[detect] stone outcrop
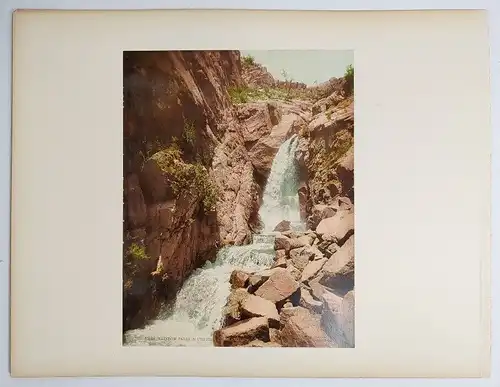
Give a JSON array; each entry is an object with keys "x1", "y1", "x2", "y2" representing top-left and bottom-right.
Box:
[
  {"x1": 123, "y1": 50, "x2": 257, "y2": 331},
  {"x1": 248, "y1": 113, "x2": 306, "y2": 179},
  {"x1": 213, "y1": 317, "x2": 270, "y2": 346},
  {"x1": 280, "y1": 306, "x2": 335, "y2": 347},
  {"x1": 215, "y1": 228, "x2": 355, "y2": 348}
]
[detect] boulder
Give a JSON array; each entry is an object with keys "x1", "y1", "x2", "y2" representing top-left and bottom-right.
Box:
[
  {"x1": 319, "y1": 234, "x2": 354, "y2": 292},
  {"x1": 311, "y1": 90, "x2": 345, "y2": 116},
  {"x1": 222, "y1": 288, "x2": 250, "y2": 326},
  {"x1": 275, "y1": 249, "x2": 287, "y2": 261},
  {"x1": 279, "y1": 307, "x2": 336, "y2": 347},
  {"x1": 274, "y1": 235, "x2": 292, "y2": 251},
  {"x1": 269, "y1": 328, "x2": 281, "y2": 344},
  {"x1": 273, "y1": 220, "x2": 291, "y2": 232},
  {"x1": 255, "y1": 269, "x2": 300, "y2": 304},
  {"x1": 321, "y1": 290, "x2": 353, "y2": 347},
  {"x1": 230, "y1": 270, "x2": 250, "y2": 289},
  {"x1": 308, "y1": 276, "x2": 326, "y2": 300},
  {"x1": 334, "y1": 196, "x2": 353, "y2": 211},
  {"x1": 308, "y1": 204, "x2": 337, "y2": 230},
  {"x1": 242, "y1": 340, "x2": 282, "y2": 347},
  {"x1": 290, "y1": 247, "x2": 315, "y2": 270},
  {"x1": 236, "y1": 102, "x2": 280, "y2": 144},
  {"x1": 274, "y1": 235, "x2": 308, "y2": 252},
  {"x1": 297, "y1": 234, "x2": 314, "y2": 246},
  {"x1": 249, "y1": 114, "x2": 305, "y2": 177},
  {"x1": 286, "y1": 264, "x2": 302, "y2": 282},
  {"x1": 341, "y1": 290, "x2": 355, "y2": 347},
  {"x1": 301, "y1": 258, "x2": 328, "y2": 283},
  {"x1": 241, "y1": 294, "x2": 280, "y2": 328},
  {"x1": 248, "y1": 267, "x2": 286, "y2": 292},
  {"x1": 214, "y1": 317, "x2": 269, "y2": 347},
  {"x1": 300, "y1": 287, "x2": 323, "y2": 314},
  {"x1": 316, "y1": 210, "x2": 354, "y2": 246},
  {"x1": 272, "y1": 256, "x2": 288, "y2": 269}
]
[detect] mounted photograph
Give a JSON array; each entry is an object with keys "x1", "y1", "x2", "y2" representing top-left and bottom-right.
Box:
[{"x1": 122, "y1": 50, "x2": 355, "y2": 348}]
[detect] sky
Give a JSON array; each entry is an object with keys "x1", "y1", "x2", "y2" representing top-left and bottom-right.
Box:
[{"x1": 241, "y1": 50, "x2": 354, "y2": 86}]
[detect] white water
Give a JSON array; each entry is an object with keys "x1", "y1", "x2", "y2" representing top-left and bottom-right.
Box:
[
  {"x1": 124, "y1": 135, "x2": 303, "y2": 346},
  {"x1": 258, "y1": 135, "x2": 303, "y2": 232}
]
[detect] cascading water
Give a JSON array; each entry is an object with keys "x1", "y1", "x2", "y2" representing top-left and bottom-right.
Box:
[
  {"x1": 258, "y1": 135, "x2": 303, "y2": 232},
  {"x1": 124, "y1": 134, "x2": 304, "y2": 346}
]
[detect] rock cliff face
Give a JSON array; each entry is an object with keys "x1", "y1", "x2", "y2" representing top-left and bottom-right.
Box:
[
  {"x1": 123, "y1": 50, "x2": 355, "y2": 341},
  {"x1": 123, "y1": 50, "x2": 257, "y2": 331},
  {"x1": 212, "y1": 59, "x2": 355, "y2": 348}
]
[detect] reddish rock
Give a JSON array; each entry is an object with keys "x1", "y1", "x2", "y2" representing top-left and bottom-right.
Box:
[
  {"x1": 316, "y1": 210, "x2": 354, "y2": 246},
  {"x1": 279, "y1": 307, "x2": 336, "y2": 347},
  {"x1": 311, "y1": 90, "x2": 345, "y2": 116},
  {"x1": 301, "y1": 258, "x2": 328, "y2": 283},
  {"x1": 286, "y1": 264, "x2": 302, "y2": 282},
  {"x1": 336, "y1": 145, "x2": 354, "y2": 199},
  {"x1": 319, "y1": 235, "x2": 354, "y2": 291},
  {"x1": 276, "y1": 234, "x2": 311, "y2": 253},
  {"x1": 248, "y1": 267, "x2": 286, "y2": 292},
  {"x1": 273, "y1": 220, "x2": 292, "y2": 232},
  {"x1": 249, "y1": 113, "x2": 305, "y2": 177},
  {"x1": 275, "y1": 249, "x2": 287, "y2": 261},
  {"x1": 222, "y1": 288, "x2": 250, "y2": 326},
  {"x1": 274, "y1": 234, "x2": 292, "y2": 251},
  {"x1": 335, "y1": 196, "x2": 353, "y2": 211},
  {"x1": 269, "y1": 328, "x2": 281, "y2": 344},
  {"x1": 255, "y1": 269, "x2": 300, "y2": 304},
  {"x1": 241, "y1": 294, "x2": 280, "y2": 328},
  {"x1": 236, "y1": 102, "x2": 280, "y2": 144},
  {"x1": 242, "y1": 61, "x2": 276, "y2": 88},
  {"x1": 308, "y1": 276, "x2": 326, "y2": 300},
  {"x1": 341, "y1": 290, "x2": 355, "y2": 347},
  {"x1": 300, "y1": 287, "x2": 323, "y2": 314},
  {"x1": 290, "y1": 246, "x2": 316, "y2": 270},
  {"x1": 125, "y1": 174, "x2": 148, "y2": 228},
  {"x1": 321, "y1": 290, "x2": 353, "y2": 347},
  {"x1": 297, "y1": 234, "x2": 314, "y2": 246},
  {"x1": 214, "y1": 317, "x2": 270, "y2": 346},
  {"x1": 242, "y1": 340, "x2": 282, "y2": 347},
  {"x1": 272, "y1": 256, "x2": 288, "y2": 269},
  {"x1": 123, "y1": 51, "x2": 243, "y2": 330},
  {"x1": 308, "y1": 204, "x2": 337, "y2": 230},
  {"x1": 230, "y1": 270, "x2": 250, "y2": 289}
]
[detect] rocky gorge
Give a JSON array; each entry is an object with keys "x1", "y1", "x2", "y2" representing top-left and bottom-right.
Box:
[{"x1": 122, "y1": 50, "x2": 354, "y2": 347}]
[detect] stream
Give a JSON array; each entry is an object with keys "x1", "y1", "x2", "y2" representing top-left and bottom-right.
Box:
[{"x1": 124, "y1": 135, "x2": 303, "y2": 346}]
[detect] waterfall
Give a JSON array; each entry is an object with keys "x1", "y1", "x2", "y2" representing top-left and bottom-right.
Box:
[
  {"x1": 258, "y1": 134, "x2": 303, "y2": 232},
  {"x1": 124, "y1": 135, "x2": 303, "y2": 347}
]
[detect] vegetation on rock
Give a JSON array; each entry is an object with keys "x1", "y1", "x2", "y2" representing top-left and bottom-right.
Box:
[{"x1": 150, "y1": 144, "x2": 220, "y2": 213}]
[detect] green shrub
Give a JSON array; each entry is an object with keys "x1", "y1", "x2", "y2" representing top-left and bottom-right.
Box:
[
  {"x1": 344, "y1": 64, "x2": 354, "y2": 93},
  {"x1": 127, "y1": 243, "x2": 149, "y2": 260},
  {"x1": 150, "y1": 147, "x2": 219, "y2": 214},
  {"x1": 242, "y1": 54, "x2": 256, "y2": 67},
  {"x1": 228, "y1": 85, "x2": 251, "y2": 103},
  {"x1": 183, "y1": 120, "x2": 196, "y2": 146},
  {"x1": 227, "y1": 84, "x2": 307, "y2": 104}
]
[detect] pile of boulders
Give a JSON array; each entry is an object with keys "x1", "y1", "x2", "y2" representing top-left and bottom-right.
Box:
[{"x1": 213, "y1": 198, "x2": 355, "y2": 347}]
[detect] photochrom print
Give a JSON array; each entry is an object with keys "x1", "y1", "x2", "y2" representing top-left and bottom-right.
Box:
[{"x1": 122, "y1": 50, "x2": 355, "y2": 348}]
